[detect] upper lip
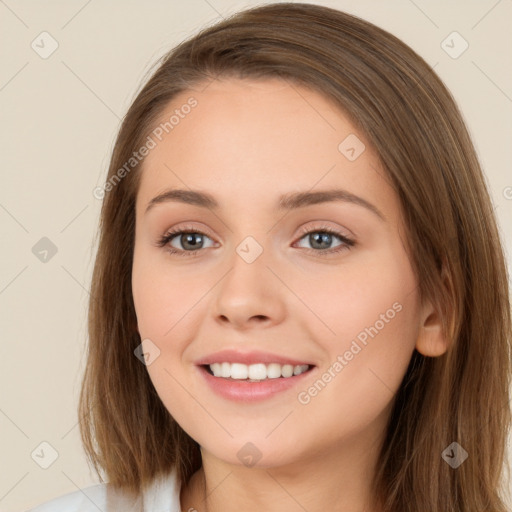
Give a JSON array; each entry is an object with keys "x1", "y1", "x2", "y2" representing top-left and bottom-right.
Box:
[{"x1": 195, "y1": 349, "x2": 314, "y2": 367}]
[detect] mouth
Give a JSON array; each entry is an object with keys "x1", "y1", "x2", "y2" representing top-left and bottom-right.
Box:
[
  {"x1": 194, "y1": 350, "x2": 317, "y2": 401},
  {"x1": 197, "y1": 362, "x2": 316, "y2": 404},
  {"x1": 201, "y1": 362, "x2": 314, "y2": 382}
]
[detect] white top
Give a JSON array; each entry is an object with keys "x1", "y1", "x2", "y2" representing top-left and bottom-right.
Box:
[{"x1": 26, "y1": 467, "x2": 181, "y2": 512}]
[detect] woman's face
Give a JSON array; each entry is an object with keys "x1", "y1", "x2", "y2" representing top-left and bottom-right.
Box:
[{"x1": 132, "y1": 77, "x2": 436, "y2": 470}]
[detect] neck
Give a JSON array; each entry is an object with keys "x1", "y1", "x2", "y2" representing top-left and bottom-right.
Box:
[{"x1": 180, "y1": 424, "x2": 386, "y2": 512}]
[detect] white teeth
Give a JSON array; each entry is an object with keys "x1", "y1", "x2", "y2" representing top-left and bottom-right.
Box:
[
  {"x1": 220, "y1": 362, "x2": 231, "y2": 378},
  {"x1": 248, "y1": 363, "x2": 267, "y2": 380},
  {"x1": 267, "y1": 363, "x2": 282, "y2": 379},
  {"x1": 281, "y1": 364, "x2": 293, "y2": 378},
  {"x1": 293, "y1": 365, "x2": 305, "y2": 375},
  {"x1": 231, "y1": 363, "x2": 248, "y2": 379},
  {"x1": 210, "y1": 363, "x2": 222, "y2": 376},
  {"x1": 208, "y1": 362, "x2": 310, "y2": 380}
]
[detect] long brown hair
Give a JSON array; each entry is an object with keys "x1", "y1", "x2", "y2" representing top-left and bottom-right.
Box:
[{"x1": 79, "y1": 3, "x2": 512, "y2": 510}]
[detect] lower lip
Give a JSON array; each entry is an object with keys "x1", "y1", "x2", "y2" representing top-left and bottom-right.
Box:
[{"x1": 197, "y1": 365, "x2": 315, "y2": 402}]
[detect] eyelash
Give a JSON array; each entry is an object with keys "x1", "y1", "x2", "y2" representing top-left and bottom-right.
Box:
[{"x1": 156, "y1": 223, "x2": 355, "y2": 258}]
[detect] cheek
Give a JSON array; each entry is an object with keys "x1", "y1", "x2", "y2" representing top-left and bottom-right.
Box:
[
  {"x1": 301, "y1": 242, "x2": 420, "y2": 392},
  {"x1": 131, "y1": 248, "x2": 204, "y2": 423},
  {"x1": 295, "y1": 299, "x2": 419, "y2": 445},
  {"x1": 132, "y1": 244, "x2": 206, "y2": 339},
  {"x1": 297, "y1": 239, "x2": 419, "y2": 347}
]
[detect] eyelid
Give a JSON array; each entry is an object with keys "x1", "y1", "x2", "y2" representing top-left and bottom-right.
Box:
[
  {"x1": 160, "y1": 220, "x2": 352, "y2": 240},
  {"x1": 162, "y1": 222, "x2": 216, "y2": 239},
  {"x1": 295, "y1": 221, "x2": 353, "y2": 240}
]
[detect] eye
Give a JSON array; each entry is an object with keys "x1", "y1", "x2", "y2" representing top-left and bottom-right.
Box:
[
  {"x1": 156, "y1": 224, "x2": 215, "y2": 257},
  {"x1": 156, "y1": 223, "x2": 355, "y2": 257},
  {"x1": 294, "y1": 224, "x2": 355, "y2": 257}
]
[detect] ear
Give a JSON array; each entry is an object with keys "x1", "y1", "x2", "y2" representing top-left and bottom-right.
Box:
[
  {"x1": 415, "y1": 296, "x2": 449, "y2": 357},
  {"x1": 132, "y1": 315, "x2": 140, "y2": 336}
]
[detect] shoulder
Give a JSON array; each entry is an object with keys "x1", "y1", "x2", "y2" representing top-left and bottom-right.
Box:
[
  {"x1": 27, "y1": 468, "x2": 182, "y2": 512},
  {"x1": 26, "y1": 481, "x2": 107, "y2": 512}
]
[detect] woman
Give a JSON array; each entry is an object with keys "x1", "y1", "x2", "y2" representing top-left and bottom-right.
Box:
[{"x1": 29, "y1": 3, "x2": 512, "y2": 511}]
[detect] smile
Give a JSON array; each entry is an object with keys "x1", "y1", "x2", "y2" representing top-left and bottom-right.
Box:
[
  {"x1": 198, "y1": 363, "x2": 315, "y2": 402},
  {"x1": 206, "y1": 362, "x2": 311, "y2": 381}
]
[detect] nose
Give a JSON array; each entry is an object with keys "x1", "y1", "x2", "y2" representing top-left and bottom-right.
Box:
[{"x1": 211, "y1": 249, "x2": 286, "y2": 331}]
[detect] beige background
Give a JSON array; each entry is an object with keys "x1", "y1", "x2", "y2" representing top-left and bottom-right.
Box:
[{"x1": 1, "y1": 1, "x2": 511, "y2": 511}]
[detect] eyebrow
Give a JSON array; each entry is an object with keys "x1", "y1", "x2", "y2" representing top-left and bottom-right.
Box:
[{"x1": 144, "y1": 188, "x2": 385, "y2": 221}]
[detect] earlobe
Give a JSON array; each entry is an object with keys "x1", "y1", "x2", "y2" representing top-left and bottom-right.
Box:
[
  {"x1": 415, "y1": 301, "x2": 449, "y2": 357},
  {"x1": 416, "y1": 259, "x2": 456, "y2": 357},
  {"x1": 132, "y1": 316, "x2": 140, "y2": 336}
]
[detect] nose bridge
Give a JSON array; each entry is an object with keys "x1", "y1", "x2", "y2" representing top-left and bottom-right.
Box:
[
  {"x1": 211, "y1": 228, "x2": 284, "y2": 327},
  {"x1": 222, "y1": 206, "x2": 275, "y2": 268},
  {"x1": 226, "y1": 231, "x2": 273, "y2": 294}
]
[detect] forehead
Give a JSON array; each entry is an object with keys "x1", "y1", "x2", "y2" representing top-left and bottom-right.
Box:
[{"x1": 136, "y1": 77, "x2": 395, "y2": 218}]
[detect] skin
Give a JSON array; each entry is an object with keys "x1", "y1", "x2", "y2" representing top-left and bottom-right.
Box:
[{"x1": 131, "y1": 78, "x2": 448, "y2": 512}]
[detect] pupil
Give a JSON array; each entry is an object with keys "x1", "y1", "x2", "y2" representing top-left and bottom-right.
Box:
[
  {"x1": 310, "y1": 232, "x2": 331, "y2": 249},
  {"x1": 183, "y1": 233, "x2": 203, "y2": 250}
]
